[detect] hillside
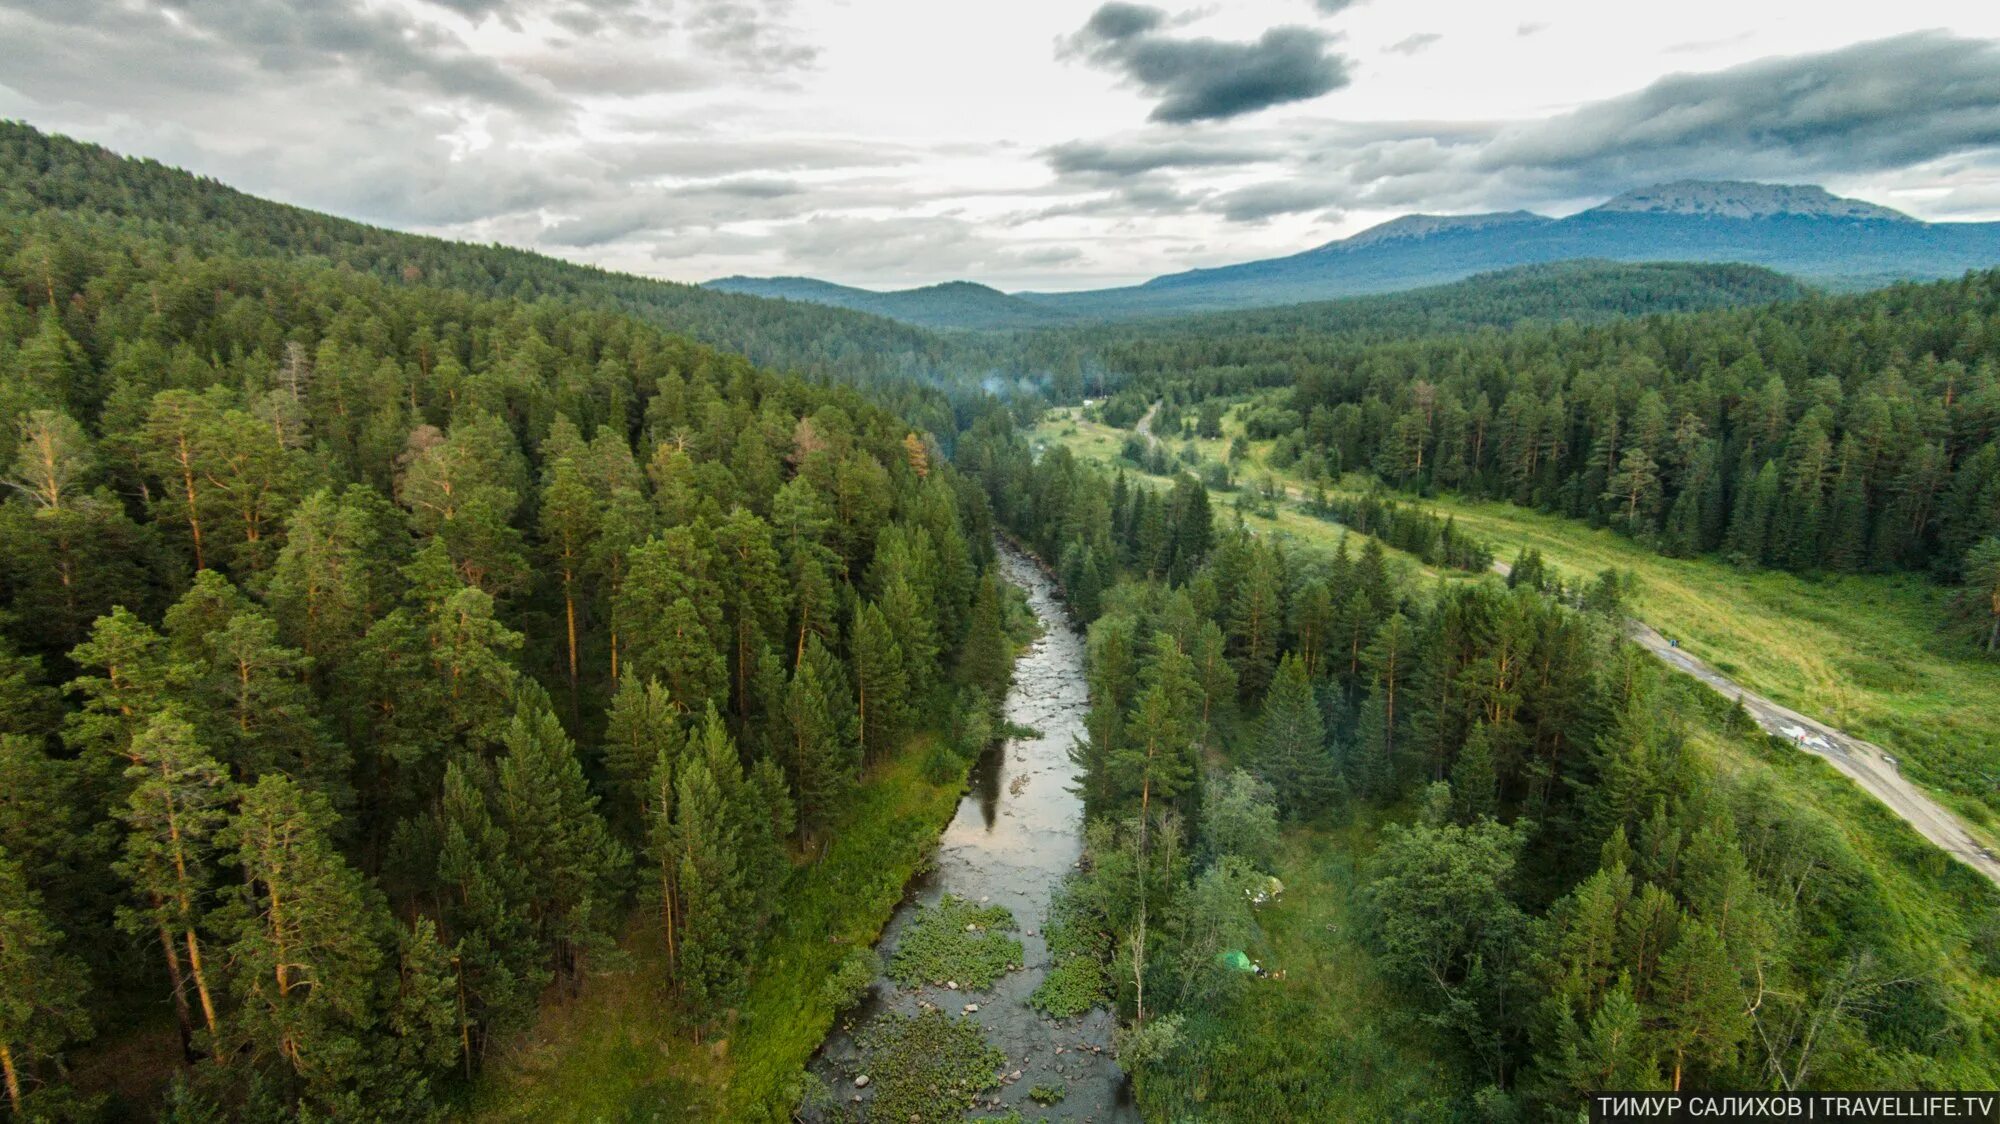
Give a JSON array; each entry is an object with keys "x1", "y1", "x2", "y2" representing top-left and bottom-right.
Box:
[
  {"x1": 1059, "y1": 260, "x2": 1811, "y2": 346},
  {"x1": 0, "y1": 121, "x2": 970, "y2": 394},
  {"x1": 704, "y1": 276, "x2": 1077, "y2": 331}
]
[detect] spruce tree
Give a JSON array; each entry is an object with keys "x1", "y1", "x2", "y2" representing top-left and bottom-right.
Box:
[
  {"x1": 494, "y1": 702, "x2": 630, "y2": 990},
  {"x1": 850, "y1": 599, "x2": 910, "y2": 764},
  {"x1": 1257, "y1": 653, "x2": 1333, "y2": 819},
  {"x1": 783, "y1": 636, "x2": 858, "y2": 839}
]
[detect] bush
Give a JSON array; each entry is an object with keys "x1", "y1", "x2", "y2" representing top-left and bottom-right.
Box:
[{"x1": 821, "y1": 947, "x2": 880, "y2": 1012}]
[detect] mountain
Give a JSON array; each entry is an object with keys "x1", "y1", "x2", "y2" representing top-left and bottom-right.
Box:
[
  {"x1": 1013, "y1": 180, "x2": 2000, "y2": 317},
  {"x1": 704, "y1": 275, "x2": 1076, "y2": 331}
]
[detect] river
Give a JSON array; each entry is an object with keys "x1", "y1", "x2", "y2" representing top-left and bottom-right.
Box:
[{"x1": 808, "y1": 541, "x2": 1139, "y2": 1121}]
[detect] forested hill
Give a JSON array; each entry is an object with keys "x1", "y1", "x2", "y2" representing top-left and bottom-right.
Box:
[
  {"x1": 0, "y1": 121, "x2": 967, "y2": 391},
  {"x1": 0, "y1": 127, "x2": 1022, "y2": 1119},
  {"x1": 1050, "y1": 260, "x2": 1810, "y2": 349},
  {"x1": 1091, "y1": 268, "x2": 2000, "y2": 583}
]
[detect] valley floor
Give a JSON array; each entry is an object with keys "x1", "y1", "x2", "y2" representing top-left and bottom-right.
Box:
[{"x1": 1031, "y1": 405, "x2": 2000, "y2": 859}]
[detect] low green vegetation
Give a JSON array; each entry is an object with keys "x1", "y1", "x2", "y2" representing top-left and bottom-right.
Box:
[
  {"x1": 850, "y1": 1009, "x2": 1005, "y2": 1123},
  {"x1": 1028, "y1": 893, "x2": 1113, "y2": 1018},
  {"x1": 888, "y1": 894, "x2": 1024, "y2": 990}
]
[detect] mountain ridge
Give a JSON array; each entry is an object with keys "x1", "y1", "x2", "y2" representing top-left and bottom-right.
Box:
[{"x1": 721, "y1": 179, "x2": 2000, "y2": 323}]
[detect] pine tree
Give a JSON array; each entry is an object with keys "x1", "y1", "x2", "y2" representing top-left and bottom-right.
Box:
[
  {"x1": 1115, "y1": 633, "x2": 1202, "y2": 828},
  {"x1": 433, "y1": 757, "x2": 544, "y2": 1058},
  {"x1": 616, "y1": 530, "x2": 727, "y2": 711},
  {"x1": 600, "y1": 676, "x2": 682, "y2": 839},
  {"x1": 5, "y1": 409, "x2": 93, "y2": 512},
  {"x1": 880, "y1": 573, "x2": 940, "y2": 702},
  {"x1": 1186, "y1": 618, "x2": 1236, "y2": 743},
  {"x1": 667, "y1": 751, "x2": 740, "y2": 1016},
  {"x1": 713, "y1": 507, "x2": 786, "y2": 722},
  {"x1": 0, "y1": 847, "x2": 93, "y2": 1117},
  {"x1": 1954, "y1": 536, "x2": 2000, "y2": 653},
  {"x1": 538, "y1": 456, "x2": 600, "y2": 700},
  {"x1": 1228, "y1": 545, "x2": 1283, "y2": 700},
  {"x1": 217, "y1": 775, "x2": 385, "y2": 1095},
  {"x1": 1451, "y1": 723, "x2": 1499, "y2": 822},
  {"x1": 957, "y1": 569, "x2": 1013, "y2": 698},
  {"x1": 113, "y1": 711, "x2": 230, "y2": 1056},
  {"x1": 1655, "y1": 918, "x2": 1747, "y2": 1090}
]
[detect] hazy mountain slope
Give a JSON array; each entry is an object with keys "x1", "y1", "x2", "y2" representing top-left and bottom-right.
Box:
[
  {"x1": 1016, "y1": 180, "x2": 2000, "y2": 317},
  {"x1": 704, "y1": 276, "x2": 1077, "y2": 330}
]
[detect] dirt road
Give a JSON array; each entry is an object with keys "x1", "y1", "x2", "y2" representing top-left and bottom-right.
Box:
[{"x1": 1626, "y1": 618, "x2": 2000, "y2": 884}]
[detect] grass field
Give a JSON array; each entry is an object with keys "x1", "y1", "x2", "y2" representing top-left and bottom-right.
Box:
[
  {"x1": 1032, "y1": 404, "x2": 2000, "y2": 833},
  {"x1": 469, "y1": 740, "x2": 963, "y2": 1122}
]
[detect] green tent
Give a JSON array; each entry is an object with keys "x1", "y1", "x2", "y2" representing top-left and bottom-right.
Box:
[{"x1": 1216, "y1": 949, "x2": 1255, "y2": 973}]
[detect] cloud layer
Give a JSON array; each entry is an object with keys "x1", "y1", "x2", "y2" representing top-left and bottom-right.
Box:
[{"x1": 2, "y1": 0, "x2": 1997, "y2": 288}]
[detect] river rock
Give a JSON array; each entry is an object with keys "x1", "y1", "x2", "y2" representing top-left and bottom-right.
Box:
[{"x1": 854, "y1": 1074, "x2": 870, "y2": 1088}]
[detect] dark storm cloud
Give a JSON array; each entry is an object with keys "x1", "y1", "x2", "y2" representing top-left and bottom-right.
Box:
[{"x1": 1066, "y1": 3, "x2": 1351, "y2": 123}]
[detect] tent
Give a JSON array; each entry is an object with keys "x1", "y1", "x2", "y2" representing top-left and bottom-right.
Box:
[{"x1": 1216, "y1": 949, "x2": 1256, "y2": 973}]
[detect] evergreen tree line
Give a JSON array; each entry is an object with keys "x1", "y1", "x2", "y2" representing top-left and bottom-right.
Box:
[
  {"x1": 1311, "y1": 486, "x2": 1496, "y2": 573},
  {"x1": 962, "y1": 413, "x2": 2000, "y2": 1119},
  {"x1": 1081, "y1": 272, "x2": 2000, "y2": 586},
  {"x1": 0, "y1": 194, "x2": 1015, "y2": 1119}
]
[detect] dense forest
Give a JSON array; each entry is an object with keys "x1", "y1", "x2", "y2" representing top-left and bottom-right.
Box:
[
  {"x1": 0, "y1": 152, "x2": 1036, "y2": 1118},
  {"x1": 0, "y1": 122, "x2": 1011, "y2": 424},
  {"x1": 1085, "y1": 271, "x2": 2000, "y2": 591},
  {"x1": 957, "y1": 412, "x2": 2000, "y2": 1119}
]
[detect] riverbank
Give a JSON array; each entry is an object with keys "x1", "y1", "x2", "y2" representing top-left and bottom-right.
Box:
[{"x1": 468, "y1": 738, "x2": 965, "y2": 1122}]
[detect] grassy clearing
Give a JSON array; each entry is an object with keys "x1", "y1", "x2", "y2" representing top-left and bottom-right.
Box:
[
  {"x1": 1353, "y1": 488, "x2": 2000, "y2": 831},
  {"x1": 469, "y1": 739, "x2": 963, "y2": 1123},
  {"x1": 1136, "y1": 813, "x2": 1464, "y2": 1121}
]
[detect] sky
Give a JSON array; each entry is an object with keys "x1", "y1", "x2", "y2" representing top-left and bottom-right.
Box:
[{"x1": 4, "y1": 0, "x2": 2000, "y2": 291}]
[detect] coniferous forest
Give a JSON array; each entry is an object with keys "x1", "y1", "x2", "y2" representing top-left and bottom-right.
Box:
[
  {"x1": 0, "y1": 123, "x2": 1023, "y2": 1120},
  {"x1": 3, "y1": 118, "x2": 1999, "y2": 1124}
]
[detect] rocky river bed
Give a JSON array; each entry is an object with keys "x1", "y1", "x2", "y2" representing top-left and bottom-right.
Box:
[{"x1": 807, "y1": 542, "x2": 1139, "y2": 1122}]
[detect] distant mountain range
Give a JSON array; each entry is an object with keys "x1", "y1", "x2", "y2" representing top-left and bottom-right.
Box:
[{"x1": 708, "y1": 180, "x2": 2000, "y2": 328}]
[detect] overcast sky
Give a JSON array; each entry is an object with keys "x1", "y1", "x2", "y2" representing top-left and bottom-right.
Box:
[{"x1": 5, "y1": 0, "x2": 2000, "y2": 291}]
